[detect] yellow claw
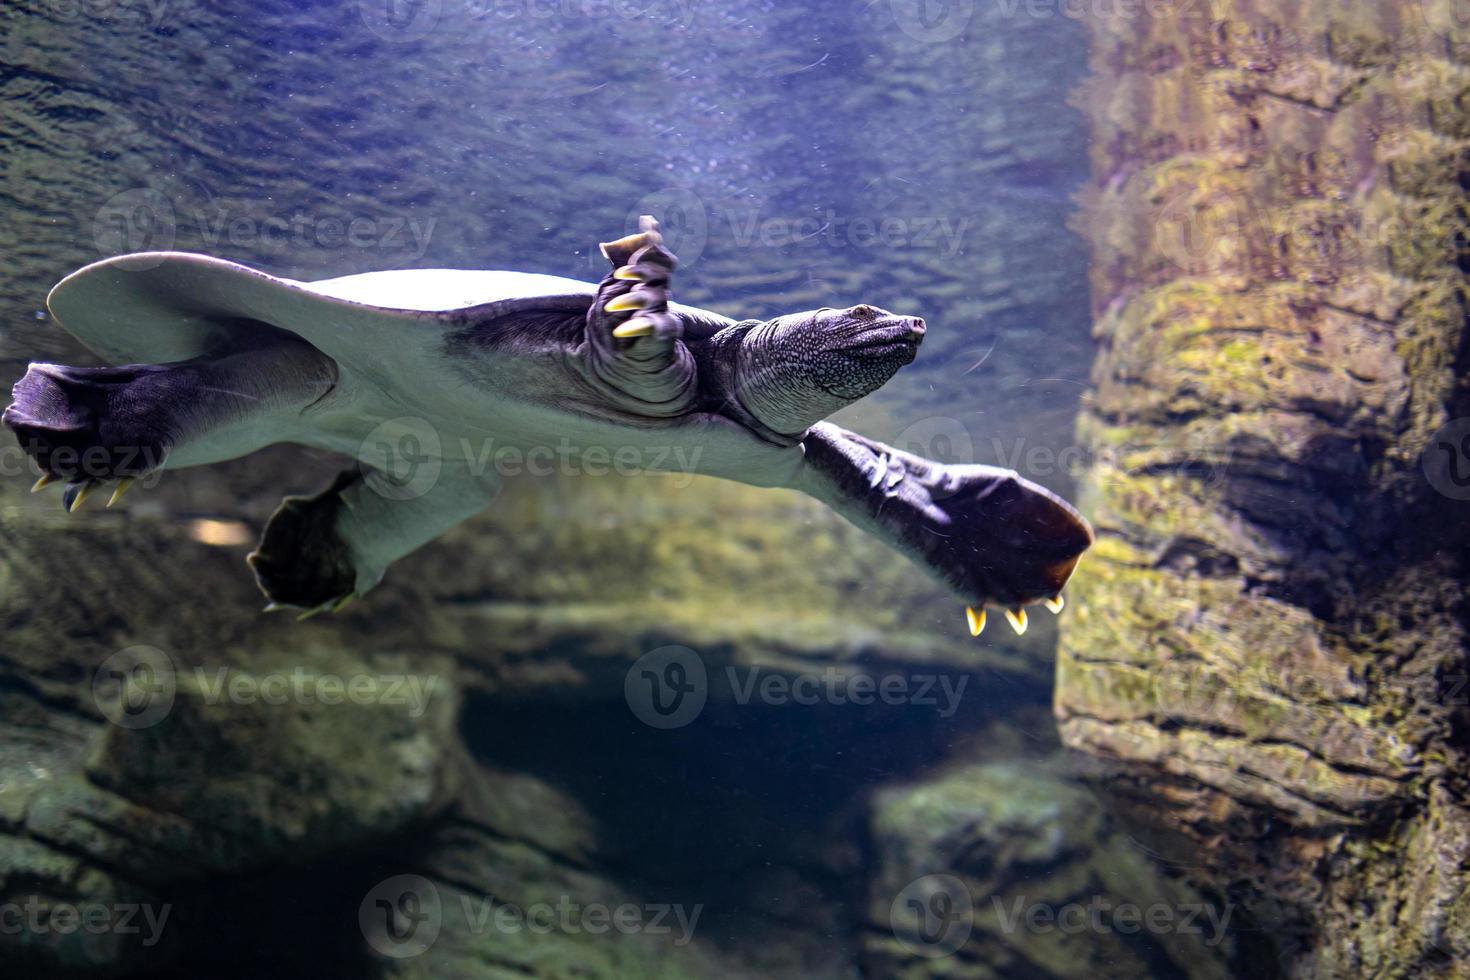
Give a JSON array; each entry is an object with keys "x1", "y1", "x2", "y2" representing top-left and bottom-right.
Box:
[
  {"x1": 107, "y1": 478, "x2": 136, "y2": 508},
  {"x1": 67, "y1": 483, "x2": 96, "y2": 512},
  {"x1": 599, "y1": 232, "x2": 652, "y2": 261},
  {"x1": 605, "y1": 293, "x2": 650, "y2": 313},
  {"x1": 1044, "y1": 595, "x2": 1065, "y2": 615},
  {"x1": 612, "y1": 317, "x2": 657, "y2": 339},
  {"x1": 1005, "y1": 608, "x2": 1028, "y2": 636},
  {"x1": 297, "y1": 593, "x2": 357, "y2": 620},
  {"x1": 613, "y1": 266, "x2": 645, "y2": 281},
  {"x1": 966, "y1": 606, "x2": 986, "y2": 637},
  {"x1": 31, "y1": 474, "x2": 56, "y2": 493}
]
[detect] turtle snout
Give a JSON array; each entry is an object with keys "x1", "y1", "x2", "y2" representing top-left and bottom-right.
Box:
[{"x1": 849, "y1": 313, "x2": 926, "y2": 353}]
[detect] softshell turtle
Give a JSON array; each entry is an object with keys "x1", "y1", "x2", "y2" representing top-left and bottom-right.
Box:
[{"x1": 4, "y1": 217, "x2": 1092, "y2": 634}]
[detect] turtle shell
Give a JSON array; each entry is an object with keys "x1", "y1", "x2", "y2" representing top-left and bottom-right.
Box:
[{"x1": 45, "y1": 252, "x2": 608, "y2": 369}]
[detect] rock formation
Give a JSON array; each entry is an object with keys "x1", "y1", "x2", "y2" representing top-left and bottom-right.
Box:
[{"x1": 1058, "y1": 4, "x2": 1470, "y2": 976}]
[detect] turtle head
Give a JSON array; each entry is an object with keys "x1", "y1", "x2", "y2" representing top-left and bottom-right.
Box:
[{"x1": 732, "y1": 304, "x2": 926, "y2": 437}]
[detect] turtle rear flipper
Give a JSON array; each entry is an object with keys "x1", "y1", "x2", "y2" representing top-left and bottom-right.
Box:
[
  {"x1": 796, "y1": 422, "x2": 1093, "y2": 628},
  {"x1": 249, "y1": 465, "x2": 500, "y2": 616},
  {"x1": 4, "y1": 362, "x2": 177, "y2": 503},
  {"x1": 5, "y1": 333, "x2": 336, "y2": 509}
]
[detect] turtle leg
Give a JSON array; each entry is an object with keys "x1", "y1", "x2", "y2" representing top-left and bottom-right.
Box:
[
  {"x1": 247, "y1": 465, "x2": 498, "y2": 615},
  {"x1": 3, "y1": 330, "x2": 336, "y2": 509},
  {"x1": 577, "y1": 215, "x2": 697, "y2": 416},
  {"x1": 793, "y1": 422, "x2": 1094, "y2": 636}
]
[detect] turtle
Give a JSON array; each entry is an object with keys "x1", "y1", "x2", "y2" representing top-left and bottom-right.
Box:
[{"x1": 4, "y1": 216, "x2": 1092, "y2": 635}]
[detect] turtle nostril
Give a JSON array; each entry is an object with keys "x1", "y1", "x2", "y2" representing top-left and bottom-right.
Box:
[{"x1": 908, "y1": 318, "x2": 927, "y2": 338}]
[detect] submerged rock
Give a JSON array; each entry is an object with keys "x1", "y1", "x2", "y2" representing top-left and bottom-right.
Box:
[
  {"x1": 865, "y1": 758, "x2": 1233, "y2": 979},
  {"x1": 1060, "y1": 4, "x2": 1470, "y2": 976}
]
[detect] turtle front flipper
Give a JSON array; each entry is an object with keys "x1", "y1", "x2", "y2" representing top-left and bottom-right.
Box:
[
  {"x1": 247, "y1": 465, "x2": 499, "y2": 617},
  {"x1": 794, "y1": 422, "x2": 1093, "y2": 635},
  {"x1": 576, "y1": 215, "x2": 697, "y2": 418}
]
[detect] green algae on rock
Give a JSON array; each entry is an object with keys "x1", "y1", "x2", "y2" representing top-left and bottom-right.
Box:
[{"x1": 1059, "y1": 3, "x2": 1470, "y2": 976}]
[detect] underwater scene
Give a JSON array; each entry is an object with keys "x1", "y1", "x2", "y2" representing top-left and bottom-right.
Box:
[{"x1": 1, "y1": 0, "x2": 1468, "y2": 977}]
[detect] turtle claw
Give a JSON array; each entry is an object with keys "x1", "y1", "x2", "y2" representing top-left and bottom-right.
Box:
[
  {"x1": 295, "y1": 592, "x2": 358, "y2": 621},
  {"x1": 965, "y1": 606, "x2": 986, "y2": 637},
  {"x1": 1005, "y1": 608, "x2": 1029, "y2": 636},
  {"x1": 592, "y1": 216, "x2": 682, "y2": 347},
  {"x1": 63, "y1": 480, "x2": 98, "y2": 512},
  {"x1": 605, "y1": 291, "x2": 653, "y2": 313},
  {"x1": 613, "y1": 317, "x2": 658, "y2": 339},
  {"x1": 296, "y1": 602, "x2": 329, "y2": 622},
  {"x1": 57, "y1": 476, "x2": 140, "y2": 512},
  {"x1": 32, "y1": 473, "x2": 56, "y2": 493},
  {"x1": 599, "y1": 230, "x2": 657, "y2": 265},
  {"x1": 107, "y1": 478, "x2": 136, "y2": 508},
  {"x1": 1044, "y1": 594, "x2": 1065, "y2": 615}
]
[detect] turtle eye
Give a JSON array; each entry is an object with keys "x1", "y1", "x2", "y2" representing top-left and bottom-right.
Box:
[{"x1": 849, "y1": 304, "x2": 881, "y2": 317}]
